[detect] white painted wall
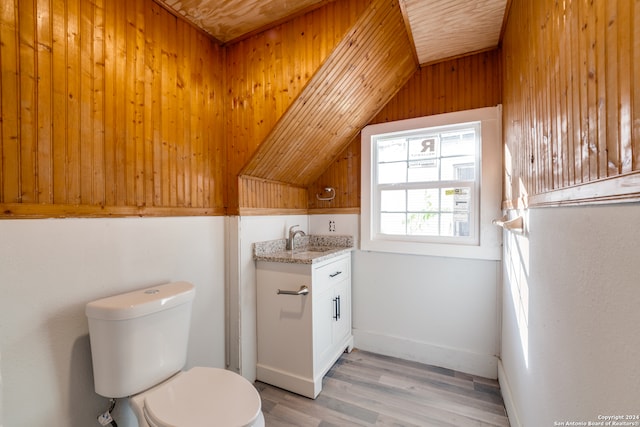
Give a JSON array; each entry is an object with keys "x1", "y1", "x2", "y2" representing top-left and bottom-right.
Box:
[
  {"x1": 353, "y1": 250, "x2": 501, "y2": 378},
  {"x1": 499, "y1": 204, "x2": 640, "y2": 427},
  {"x1": 309, "y1": 214, "x2": 360, "y2": 240},
  {"x1": 0, "y1": 217, "x2": 226, "y2": 427}
]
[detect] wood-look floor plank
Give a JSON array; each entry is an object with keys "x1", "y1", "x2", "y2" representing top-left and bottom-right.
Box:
[
  {"x1": 377, "y1": 374, "x2": 508, "y2": 423},
  {"x1": 259, "y1": 384, "x2": 372, "y2": 426},
  {"x1": 256, "y1": 350, "x2": 510, "y2": 427}
]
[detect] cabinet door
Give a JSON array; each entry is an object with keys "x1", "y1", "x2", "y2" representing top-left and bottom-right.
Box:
[
  {"x1": 256, "y1": 262, "x2": 313, "y2": 378},
  {"x1": 313, "y1": 286, "x2": 334, "y2": 369}
]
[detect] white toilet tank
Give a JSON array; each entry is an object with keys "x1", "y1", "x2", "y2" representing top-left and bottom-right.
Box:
[{"x1": 86, "y1": 282, "x2": 196, "y2": 398}]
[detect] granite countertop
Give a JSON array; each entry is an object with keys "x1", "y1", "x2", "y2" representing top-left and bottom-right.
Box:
[{"x1": 253, "y1": 235, "x2": 354, "y2": 264}]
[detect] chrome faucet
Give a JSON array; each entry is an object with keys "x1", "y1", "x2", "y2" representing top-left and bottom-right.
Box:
[{"x1": 286, "y1": 225, "x2": 306, "y2": 250}]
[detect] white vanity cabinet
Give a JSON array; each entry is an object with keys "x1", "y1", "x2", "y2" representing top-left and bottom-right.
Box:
[{"x1": 256, "y1": 252, "x2": 353, "y2": 399}]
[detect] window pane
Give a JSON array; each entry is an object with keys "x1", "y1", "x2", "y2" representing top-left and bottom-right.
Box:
[
  {"x1": 380, "y1": 213, "x2": 406, "y2": 235},
  {"x1": 407, "y1": 189, "x2": 438, "y2": 212},
  {"x1": 439, "y1": 212, "x2": 471, "y2": 237},
  {"x1": 439, "y1": 213, "x2": 455, "y2": 236},
  {"x1": 378, "y1": 162, "x2": 407, "y2": 184},
  {"x1": 407, "y1": 159, "x2": 439, "y2": 182},
  {"x1": 441, "y1": 156, "x2": 475, "y2": 180},
  {"x1": 440, "y1": 188, "x2": 455, "y2": 212},
  {"x1": 453, "y1": 212, "x2": 470, "y2": 237},
  {"x1": 440, "y1": 130, "x2": 475, "y2": 157},
  {"x1": 377, "y1": 138, "x2": 407, "y2": 162},
  {"x1": 381, "y1": 190, "x2": 406, "y2": 212},
  {"x1": 442, "y1": 187, "x2": 471, "y2": 212},
  {"x1": 407, "y1": 212, "x2": 439, "y2": 236},
  {"x1": 443, "y1": 188, "x2": 471, "y2": 236},
  {"x1": 408, "y1": 136, "x2": 438, "y2": 161}
]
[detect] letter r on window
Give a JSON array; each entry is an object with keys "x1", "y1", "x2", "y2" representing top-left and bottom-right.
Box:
[{"x1": 421, "y1": 139, "x2": 435, "y2": 154}]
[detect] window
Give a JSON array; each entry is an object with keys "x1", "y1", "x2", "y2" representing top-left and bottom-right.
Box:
[
  {"x1": 374, "y1": 123, "x2": 480, "y2": 244},
  {"x1": 361, "y1": 107, "x2": 503, "y2": 260}
]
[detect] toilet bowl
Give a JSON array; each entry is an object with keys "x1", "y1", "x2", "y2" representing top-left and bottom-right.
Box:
[
  {"x1": 130, "y1": 367, "x2": 264, "y2": 427},
  {"x1": 85, "y1": 282, "x2": 264, "y2": 427}
]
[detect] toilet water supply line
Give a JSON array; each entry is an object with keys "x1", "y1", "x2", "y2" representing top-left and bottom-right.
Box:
[{"x1": 97, "y1": 398, "x2": 118, "y2": 427}]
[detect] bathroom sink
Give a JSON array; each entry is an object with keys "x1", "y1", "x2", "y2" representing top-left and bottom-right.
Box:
[
  {"x1": 253, "y1": 235, "x2": 354, "y2": 264},
  {"x1": 292, "y1": 248, "x2": 334, "y2": 256}
]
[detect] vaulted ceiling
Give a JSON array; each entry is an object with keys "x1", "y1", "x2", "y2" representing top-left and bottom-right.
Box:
[
  {"x1": 401, "y1": 0, "x2": 507, "y2": 65},
  {"x1": 158, "y1": 0, "x2": 508, "y2": 64},
  {"x1": 156, "y1": 0, "x2": 508, "y2": 189},
  {"x1": 239, "y1": 0, "x2": 417, "y2": 186}
]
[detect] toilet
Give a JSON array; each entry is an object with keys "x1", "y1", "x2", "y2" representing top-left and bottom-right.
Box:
[{"x1": 86, "y1": 281, "x2": 264, "y2": 427}]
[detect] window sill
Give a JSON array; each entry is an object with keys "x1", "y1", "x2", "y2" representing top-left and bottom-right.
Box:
[{"x1": 361, "y1": 238, "x2": 501, "y2": 260}]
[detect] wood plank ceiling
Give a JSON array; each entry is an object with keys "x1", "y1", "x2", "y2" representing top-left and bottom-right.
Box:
[
  {"x1": 157, "y1": 0, "x2": 508, "y2": 188},
  {"x1": 158, "y1": 0, "x2": 508, "y2": 63},
  {"x1": 240, "y1": 0, "x2": 416, "y2": 186},
  {"x1": 400, "y1": 0, "x2": 508, "y2": 64},
  {"x1": 157, "y1": 0, "x2": 330, "y2": 43}
]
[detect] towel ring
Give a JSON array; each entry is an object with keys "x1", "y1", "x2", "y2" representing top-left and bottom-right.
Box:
[{"x1": 316, "y1": 187, "x2": 336, "y2": 201}]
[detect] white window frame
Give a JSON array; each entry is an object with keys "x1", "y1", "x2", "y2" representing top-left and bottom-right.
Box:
[
  {"x1": 373, "y1": 122, "x2": 480, "y2": 245},
  {"x1": 361, "y1": 106, "x2": 503, "y2": 260}
]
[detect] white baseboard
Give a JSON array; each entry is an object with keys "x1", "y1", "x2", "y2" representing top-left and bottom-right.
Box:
[
  {"x1": 353, "y1": 329, "x2": 498, "y2": 379},
  {"x1": 256, "y1": 364, "x2": 319, "y2": 399},
  {"x1": 498, "y1": 359, "x2": 521, "y2": 427}
]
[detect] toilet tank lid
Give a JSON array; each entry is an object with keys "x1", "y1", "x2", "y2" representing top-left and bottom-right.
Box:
[{"x1": 86, "y1": 281, "x2": 195, "y2": 321}]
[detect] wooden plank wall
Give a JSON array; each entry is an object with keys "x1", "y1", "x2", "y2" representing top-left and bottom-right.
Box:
[
  {"x1": 502, "y1": 0, "x2": 640, "y2": 207},
  {"x1": 238, "y1": 176, "x2": 308, "y2": 214},
  {"x1": 308, "y1": 49, "x2": 503, "y2": 211},
  {"x1": 0, "y1": 0, "x2": 225, "y2": 218},
  {"x1": 226, "y1": 0, "x2": 371, "y2": 215}
]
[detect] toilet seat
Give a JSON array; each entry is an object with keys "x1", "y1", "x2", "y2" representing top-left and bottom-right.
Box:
[{"x1": 142, "y1": 367, "x2": 262, "y2": 427}]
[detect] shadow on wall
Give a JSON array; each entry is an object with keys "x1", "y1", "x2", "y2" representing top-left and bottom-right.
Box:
[
  {"x1": 67, "y1": 328, "x2": 138, "y2": 426},
  {"x1": 41, "y1": 301, "x2": 108, "y2": 426},
  {"x1": 68, "y1": 335, "x2": 105, "y2": 427},
  {"x1": 42, "y1": 303, "x2": 104, "y2": 427}
]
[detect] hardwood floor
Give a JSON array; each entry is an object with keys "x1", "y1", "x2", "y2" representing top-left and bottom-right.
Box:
[{"x1": 255, "y1": 350, "x2": 510, "y2": 427}]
